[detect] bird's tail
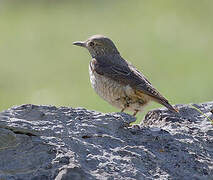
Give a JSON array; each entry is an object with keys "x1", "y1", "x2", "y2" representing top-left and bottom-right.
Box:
[{"x1": 156, "y1": 99, "x2": 179, "y2": 113}]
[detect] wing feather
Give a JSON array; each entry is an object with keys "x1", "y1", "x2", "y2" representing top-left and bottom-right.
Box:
[{"x1": 93, "y1": 56, "x2": 177, "y2": 112}]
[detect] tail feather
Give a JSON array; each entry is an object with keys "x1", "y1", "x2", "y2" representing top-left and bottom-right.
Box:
[{"x1": 156, "y1": 99, "x2": 179, "y2": 113}]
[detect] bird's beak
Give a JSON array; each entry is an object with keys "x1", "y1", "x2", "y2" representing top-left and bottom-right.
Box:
[{"x1": 73, "y1": 41, "x2": 86, "y2": 48}]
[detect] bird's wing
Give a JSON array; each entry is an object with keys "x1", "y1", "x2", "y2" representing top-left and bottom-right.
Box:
[
  {"x1": 93, "y1": 57, "x2": 178, "y2": 112},
  {"x1": 93, "y1": 57, "x2": 163, "y2": 98}
]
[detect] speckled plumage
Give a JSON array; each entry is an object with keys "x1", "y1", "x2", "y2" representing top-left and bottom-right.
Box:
[
  {"x1": 89, "y1": 59, "x2": 147, "y2": 112},
  {"x1": 73, "y1": 35, "x2": 178, "y2": 116}
]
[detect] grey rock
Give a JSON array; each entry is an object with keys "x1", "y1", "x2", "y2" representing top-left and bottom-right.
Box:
[{"x1": 0, "y1": 102, "x2": 212, "y2": 180}]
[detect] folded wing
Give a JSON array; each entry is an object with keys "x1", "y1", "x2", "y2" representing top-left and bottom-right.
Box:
[{"x1": 93, "y1": 56, "x2": 178, "y2": 113}]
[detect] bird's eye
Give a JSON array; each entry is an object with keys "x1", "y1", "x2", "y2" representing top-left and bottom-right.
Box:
[{"x1": 89, "y1": 41, "x2": 95, "y2": 47}]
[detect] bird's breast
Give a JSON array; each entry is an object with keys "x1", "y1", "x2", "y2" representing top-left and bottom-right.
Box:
[
  {"x1": 88, "y1": 60, "x2": 150, "y2": 112},
  {"x1": 89, "y1": 60, "x2": 126, "y2": 105}
]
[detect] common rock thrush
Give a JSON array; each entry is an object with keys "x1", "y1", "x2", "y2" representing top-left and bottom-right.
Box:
[{"x1": 73, "y1": 35, "x2": 178, "y2": 116}]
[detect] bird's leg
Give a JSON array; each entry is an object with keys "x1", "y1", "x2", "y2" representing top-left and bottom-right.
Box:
[
  {"x1": 121, "y1": 107, "x2": 125, "y2": 112},
  {"x1": 133, "y1": 110, "x2": 139, "y2": 116},
  {"x1": 118, "y1": 96, "x2": 130, "y2": 113},
  {"x1": 116, "y1": 98, "x2": 126, "y2": 113}
]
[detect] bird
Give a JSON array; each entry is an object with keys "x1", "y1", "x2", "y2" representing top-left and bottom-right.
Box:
[{"x1": 73, "y1": 35, "x2": 178, "y2": 116}]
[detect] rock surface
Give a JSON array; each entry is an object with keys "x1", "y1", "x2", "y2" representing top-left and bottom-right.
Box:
[{"x1": 0, "y1": 102, "x2": 212, "y2": 180}]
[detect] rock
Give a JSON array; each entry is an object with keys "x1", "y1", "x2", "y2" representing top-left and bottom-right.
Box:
[{"x1": 0, "y1": 102, "x2": 212, "y2": 180}]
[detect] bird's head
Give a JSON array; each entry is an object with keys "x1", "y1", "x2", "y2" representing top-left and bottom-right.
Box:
[{"x1": 73, "y1": 35, "x2": 119, "y2": 58}]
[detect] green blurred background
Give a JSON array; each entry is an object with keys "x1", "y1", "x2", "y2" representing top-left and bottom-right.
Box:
[{"x1": 0, "y1": 0, "x2": 213, "y2": 121}]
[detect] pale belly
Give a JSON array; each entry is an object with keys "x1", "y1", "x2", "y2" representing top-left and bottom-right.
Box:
[{"x1": 89, "y1": 64, "x2": 149, "y2": 112}]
